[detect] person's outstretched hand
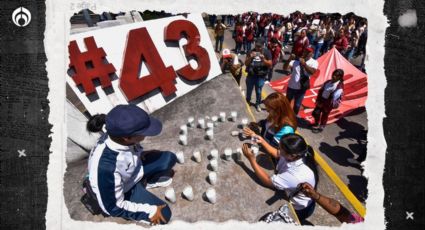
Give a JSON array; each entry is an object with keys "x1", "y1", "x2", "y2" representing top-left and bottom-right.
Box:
[
  {"x1": 242, "y1": 143, "x2": 255, "y2": 161},
  {"x1": 243, "y1": 127, "x2": 255, "y2": 137},
  {"x1": 150, "y1": 205, "x2": 167, "y2": 225}
]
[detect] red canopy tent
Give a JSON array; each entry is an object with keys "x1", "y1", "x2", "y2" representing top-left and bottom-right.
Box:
[{"x1": 270, "y1": 48, "x2": 368, "y2": 124}]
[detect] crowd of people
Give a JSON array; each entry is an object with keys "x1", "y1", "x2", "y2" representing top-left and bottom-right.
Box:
[
  {"x1": 218, "y1": 11, "x2": 367, "y2": 132},
  {"x1": 213, "y1": 11, "x2": 367, "y2": 72}
]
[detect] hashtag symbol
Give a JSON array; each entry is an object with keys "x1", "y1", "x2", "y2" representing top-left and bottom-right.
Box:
[{"x1": 68, "y1": 36, "x2": 116, "y2": 95}]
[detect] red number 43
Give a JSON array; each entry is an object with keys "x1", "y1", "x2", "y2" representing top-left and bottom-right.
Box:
[{"x1": 119, "y1": 20, "x2": 211, "y2": 101}]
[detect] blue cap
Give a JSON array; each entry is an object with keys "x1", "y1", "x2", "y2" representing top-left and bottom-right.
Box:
[{"x1": 105, "y1": 104, "x2": 162, "y2": 137}]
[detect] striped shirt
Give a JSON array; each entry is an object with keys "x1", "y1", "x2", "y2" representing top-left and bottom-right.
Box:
[{"x1": 88, "y1": 134, "x2": 157, "y2": 220}]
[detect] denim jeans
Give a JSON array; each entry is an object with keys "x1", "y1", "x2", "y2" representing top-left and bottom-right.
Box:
[
  {"x1": 295, "y1": 201, "x2": 316, "y2": 222},
  {"x1": 235, "y1": 42, "x2": 242, "y2": 54},
  {"x1": 246, "y1": 74, "x2": 266, "y2": 106},
  {"x1": 215, "y1": 35, "x2": 224, "y2": 52},
  {"x1": 345, "y1": 47, "x2": 356, "y2": 60},
  {"x1": 124, "y1": 151, "x2": 177, "y2": 224},
  {"x1": 313, "y1": 42, "x2": 324, "y2": 59},
  {"x1": 286, "y1": 87, "x2": 306, "y2": 115}
]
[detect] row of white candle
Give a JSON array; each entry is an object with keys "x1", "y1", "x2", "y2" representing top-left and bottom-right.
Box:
[{"x1": 165, "y1": 186, "x2": 217, "y2": 204}]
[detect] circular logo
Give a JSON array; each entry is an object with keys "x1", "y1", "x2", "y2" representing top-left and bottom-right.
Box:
[{"x1": 12, "y1": 7, "x2": 31, "y2": 27}]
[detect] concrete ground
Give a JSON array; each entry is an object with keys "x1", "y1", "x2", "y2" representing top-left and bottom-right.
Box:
[{"x1": 65, "y1": 75, "x2": 349, "y2": 226}]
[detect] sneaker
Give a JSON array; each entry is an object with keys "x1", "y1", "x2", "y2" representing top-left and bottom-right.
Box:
[
  {"x1": 146, "y1": 176, "x2": 173, "y2": 189},
  {"x1": 256, "y1": 105, "x2": 262, "y2": 112},
  {"x1": 265, "y1": 81, "x2": 270, "y2": 85}
]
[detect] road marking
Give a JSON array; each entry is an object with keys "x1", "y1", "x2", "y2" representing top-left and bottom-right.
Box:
[{"x1": 311, "y1": 147, "x2": 366, "y2": 217}]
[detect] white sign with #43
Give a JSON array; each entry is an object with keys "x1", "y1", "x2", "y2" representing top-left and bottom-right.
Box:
[{"x1": 67, "y1": 13, "x2": 221, "y2": 115}]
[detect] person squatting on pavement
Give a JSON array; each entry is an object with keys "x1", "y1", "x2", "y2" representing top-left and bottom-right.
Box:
[
  {"x1": 219, "y1": 48, "x2": 243, "y2": 85},
  {"x1": 312, "y1": 69, "x2": 344, "y2": 133},
  {"x1": 86, "y1": 104, "x2": 177, "y2": 225},
  {"x1": 241, "y1": 133, "x2": 319, "y2": 222},
  {"x1": 286, "y1": 47, "x2": 318, "y2": 115},
  {"x1": 245, "y1": 37, "x2": 272, "y2": 112},
  {"x1": 243, "y1": 92, "x2": 297, "y2": 154}
]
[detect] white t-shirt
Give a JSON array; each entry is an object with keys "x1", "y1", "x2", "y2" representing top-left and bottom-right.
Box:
[
  {"x1": 288, "y1": 58, "x2": 319, "y2": 90},
  {"x1": 270, "y1": 155, "x2": 316, "y2": 210}
]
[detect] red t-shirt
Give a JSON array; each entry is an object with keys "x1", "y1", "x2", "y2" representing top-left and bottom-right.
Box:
[
  {"x1": 292, "y1": 36, "x2": 309, "y2": 57},
  {"x1": 333, "y1": 36, "x2": 349, "y2": 52}
]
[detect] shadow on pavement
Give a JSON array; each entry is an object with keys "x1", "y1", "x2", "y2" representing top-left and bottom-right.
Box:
[
  {"x1": 334, "y1": 115, "x2": 367, "y2": 162},
  {"x1": 347, "y1": 175, "x2": 368, "y2": 203},
  {"x1": 318, "y1": 142, "x2": 362, "y2": 170}
]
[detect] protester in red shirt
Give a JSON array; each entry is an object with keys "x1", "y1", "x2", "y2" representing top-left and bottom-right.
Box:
[
  {"x1": 333, "y1": 28, "x2": 349, "y2": 55},
  {"x1": 283, "y1": 29, "x2": 309, "y2": 72},
  {"x1": 292, "y1": 29, "x2": 310, "y2": 58},
  {"x1": 234, "y1": 21, "x2": 244, "y2": 54},
  {"x1": 266, "y1": 38, "x2": 282, "y2": 82},
  {"x1": 245, "y1": 22, "x2": 255, "y2": 53}
]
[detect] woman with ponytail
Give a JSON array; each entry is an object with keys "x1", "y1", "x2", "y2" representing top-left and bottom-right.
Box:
[
  {"x1": 242, "y1": 133, "x2": 318, "y2": 222},
  {"x1": 86, "y1": 104, "x2": 176, "y2": 225}
]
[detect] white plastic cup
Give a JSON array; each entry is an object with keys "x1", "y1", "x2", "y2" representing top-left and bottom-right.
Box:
[
  {"x1": 198, "y1": 118, "x2": 205, "y2": 129},
  {"x1": 208, "y1": 172, "x2": 217, "y2": 185},
  {"x1": 206, "y1": 188, "x2": 217, "y2": 204},
  {"x1": 206, "y1": 122, "x2": 214, "y2": 129},
  {"x1": 165, "y1": 188, "x2": 176, "y2": 203},
  {"x1": 211, "y1": 116, "x2": 218, "y2": 126},
  {"x1": 206, "y1": 129, "x2": 214, "y2": 140},
  {"x1": 241, "y1": 118, "x2": 249, "y2": 126},
  {"x1": 179, "y1": 134, "x2": 188, "y2": 146},
  {"x1": 210, "y1": 149, "x2": 219, "y2": 159},
  {"x1": 210, "y1": 159, "x2": 218, "y2": 171},
  {"x1": 251, "y1": 145, "x2": 259, "y2": 157},
  {"x1": 235, "y1": 148, "x2": 242, "y2": 161},
  {"x1": 219, "y1": 112, "x2": 226, "y2": 122},
  {"x1": 176, "y1": 151, "x2": 185, "y2": 164},
  {"x1": 187, "y1": 117, "x2": 195, "y2": 127},
  {"x1": 230, "y1": 111, "x2": 238, "y2": 122},
  {"x1": 224, "y1": 148, "x2": 232, "y2": 161},
  {"x1": 193, "y1": 150, "x2": 202, "y2": 163},
  {"x1": 180, "y1": 125, "x2": 188, "y2": 135},
  {"x1": 182, "y1": 186, "x2": 194, "y2": 201}
]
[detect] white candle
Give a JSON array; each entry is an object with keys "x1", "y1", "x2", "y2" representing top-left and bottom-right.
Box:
[
  {"x1": 208, "y1": 172, "x2": 217, "y2": 185},
  {"x1": 219, "y1": 112, "x2": 226, "y2": 122},
  {"x1": 176, "y1": 151, "x2": 185, "y2": 164},
  {"x1": 165, "y1": 188, "x2": 176, "y2": 203},
  {"x1": 198, "y1": 118, "x2": 205, "y2": 129},
  {"x1": 206, "y1": 188, "x2": 217, "y2": 204},
  {"x1": 193, "y1": 150, "x2": 202, "y2": 163},
  {"x1": 206, "y1": 129, "x2": 214, "y2": 140},
  {"x1": 210, "y1": 149, "x2": 219, "y2": 159},
  {"x1": 187, "y1": 117, "x2": 195, "y2": 127},
  {"x1": 179, "y1": 134, "x2": 187, "y2": 146},
  {"x1": 210, "y1": 159, "x2": 218, "y2": 171},
  {"x1": 224, "y1": 148, "x2": 232, "y2": 161},
  {"x1": 180, "y1": 125, "x2": 188, "y2": 135},
  {"x1": 230, "y1": 111, "x2": 238, "y2": 122},
  {"x1": 182, "y1": 186, "x2": 194, "y2": 201}
]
